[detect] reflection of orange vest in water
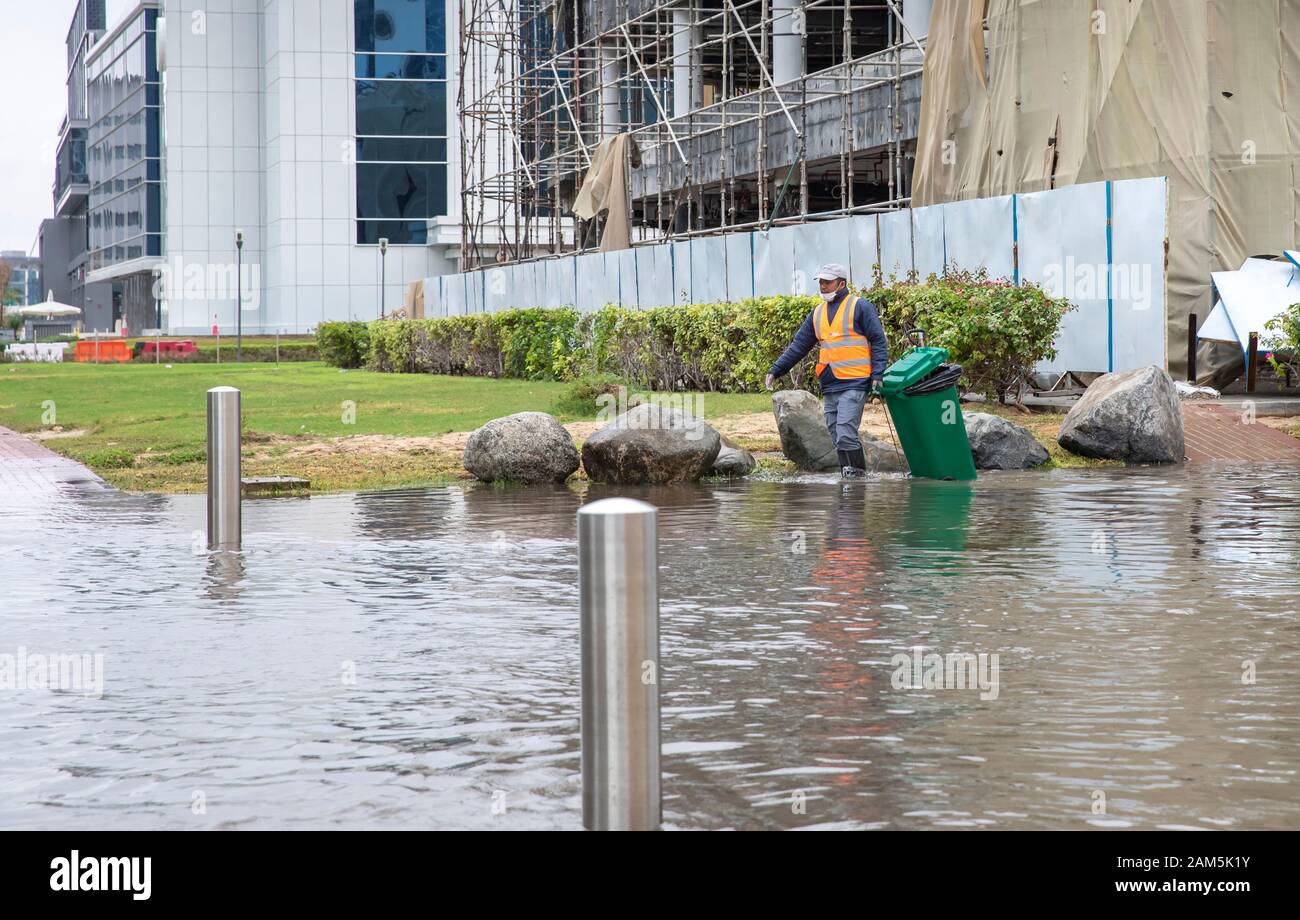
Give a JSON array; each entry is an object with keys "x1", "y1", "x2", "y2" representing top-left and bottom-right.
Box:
[{"x1": 814, "y1": 295, "x2": 873, "y2": 380}]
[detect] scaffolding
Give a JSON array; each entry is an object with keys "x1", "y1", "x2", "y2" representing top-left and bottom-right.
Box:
[{"x1": 458, "y1": 0, "x2": 928, "y2": 269}]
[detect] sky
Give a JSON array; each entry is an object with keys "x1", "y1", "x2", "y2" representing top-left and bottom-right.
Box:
[{"x1": 0, "y1": 0, "x2": 132, "y2": 255}]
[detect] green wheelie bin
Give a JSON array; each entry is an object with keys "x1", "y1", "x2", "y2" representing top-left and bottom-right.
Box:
[{"x1": 880, "y1": 345, "x2": 977, "y2": 481}]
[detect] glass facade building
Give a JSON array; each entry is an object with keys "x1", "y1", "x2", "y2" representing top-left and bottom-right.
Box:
[
  {"x1": 353, "y1": 0, "x2": 450, "y2": 245},
  {"x1": 86, "y1": 6, "x2": 162, "y2": 271}
]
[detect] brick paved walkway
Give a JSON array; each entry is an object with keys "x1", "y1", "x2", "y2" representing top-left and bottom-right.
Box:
[
  {"x1": 1183, "y1": 404, "x2": 1300, "y2": 462},
  {"x1": 0, "y1": 425, "x2": 105, "y2": 495}
]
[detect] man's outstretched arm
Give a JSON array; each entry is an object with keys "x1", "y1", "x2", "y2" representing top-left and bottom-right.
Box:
[{"x1": 766, "y1": 314, "x2": 817, "y2": 388}]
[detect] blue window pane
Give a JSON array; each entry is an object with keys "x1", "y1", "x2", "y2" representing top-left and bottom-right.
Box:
[
  {"x1": 354, "y1": 0, "x2": 445, "y2": 54},
  {"x1": 356, "y1": 136, "x2": 447, "y2": 162},
  {"x1": 357, "y1": 220, "x2": 428, "y2": 245},
  {"x1": 355, "y1": 80, "x2": 446, "y2": 136},
  {"x1": 355, "y1": 53, "x2": 446, "y2": 80},
  {"x1": 356, "y1": 163, "x2": 447, "y2": 220}
]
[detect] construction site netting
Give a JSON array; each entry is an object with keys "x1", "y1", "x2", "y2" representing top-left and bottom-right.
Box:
[{"x1": 911, "y1": 0, "x2": 1300, "y2": 382}]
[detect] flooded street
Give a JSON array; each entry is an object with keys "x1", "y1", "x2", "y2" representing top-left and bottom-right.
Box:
[{"x1": 2, "y1": 466, "x2": 1298, "y2": 830}]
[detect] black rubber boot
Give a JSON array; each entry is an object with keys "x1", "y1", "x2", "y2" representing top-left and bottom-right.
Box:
[
  {"x1": 849, "y1": 447, "x2": 867, "y2": 473},
  {"x1": 840, "y1": 449, "x2": 865, "y2": 479}
]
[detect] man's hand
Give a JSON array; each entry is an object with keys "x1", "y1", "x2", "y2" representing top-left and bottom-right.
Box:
[
  {"x1": 764, "y1": 373, "x2": 776, "y2": 391},
  {"x1": 867, "y1": 380, "x2": 883, "y2": 402}
]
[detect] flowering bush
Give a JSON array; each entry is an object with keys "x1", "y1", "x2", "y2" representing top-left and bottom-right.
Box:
[
  {"x1": 1263, "y1": 303, "x2": 1300, "y2": 381},
  {"x1": 866, "y1": 269, "x2": 1074, "y2": 404}
]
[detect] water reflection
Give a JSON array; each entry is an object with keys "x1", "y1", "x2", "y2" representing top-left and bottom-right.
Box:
[{"x1": 2, "y1": 465, "x2": 1299, "y2": 829}]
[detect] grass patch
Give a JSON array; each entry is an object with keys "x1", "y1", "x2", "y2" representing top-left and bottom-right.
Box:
[{"x1": 0, "y1": 362, "x2": 772, "y2": 492}]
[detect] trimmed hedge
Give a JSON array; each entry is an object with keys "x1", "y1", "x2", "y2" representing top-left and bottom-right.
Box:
[
  {"x1": 318, "y1": 276, "x2": 1072, "y2": 400},
  {"x1": 316, "y1": 321, "x2": 370, "y2": 368},
  {"x1": 130, "y1": 342, "x2": 319, "y2": 363}
]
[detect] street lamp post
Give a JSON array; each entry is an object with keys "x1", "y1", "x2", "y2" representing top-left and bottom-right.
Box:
[
  {"x1": 378, "y1": 237, "x2": 389, "y2": 319},
  {"x1": 235, "y1": 229, "x2": 244, "y2": 362}
]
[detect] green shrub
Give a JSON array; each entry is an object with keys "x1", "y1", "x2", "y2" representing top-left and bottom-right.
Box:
[
  {"x1": 131, "y1": 342, "x2": 319, "y2": 364},
  {"x1": 1264, "y1": 303, "x2": 1300, "y2": 380},
  {"x1": 316, "y1": 321, "x2": 371, "y2": 368},
  {"x1": 339, "y1": 276, "x2": 1073, "y2": 402},
  {"x1": 866, "y1": 270, "x2": 1073, "y2": 404}
]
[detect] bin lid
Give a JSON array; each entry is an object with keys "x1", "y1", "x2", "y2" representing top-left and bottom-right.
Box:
[{"x1": 881, "y1": 346, "x2": 950, "y2": 395}]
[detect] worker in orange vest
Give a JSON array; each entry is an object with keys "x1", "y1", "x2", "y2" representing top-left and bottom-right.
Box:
[{"x1": 765, "y1": 263, "x2": 888, "y2": 478}]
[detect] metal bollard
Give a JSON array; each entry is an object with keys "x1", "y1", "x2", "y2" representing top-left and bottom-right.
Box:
[
  {"x1": 206, "y1": 386, "x2": 241, "y2": 549},
  {"x1": 578, "y1": 497, "x2": 661, "y2": 831}
]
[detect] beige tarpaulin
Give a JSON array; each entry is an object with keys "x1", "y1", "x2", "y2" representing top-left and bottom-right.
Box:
[
  {"x1": 403, "y1": 280, "x2": 424, "y2": 319},
  {"x1": 572, "y1": 133, "x2": 640, "y2": 252},
  {"x1": 913, "y1": 0, "x2": 1300, "y2": 381}
]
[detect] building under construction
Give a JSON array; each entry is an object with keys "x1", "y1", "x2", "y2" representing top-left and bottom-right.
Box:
[{"x1": 458, "y1": 0, "x2": 931, "y2": 268}]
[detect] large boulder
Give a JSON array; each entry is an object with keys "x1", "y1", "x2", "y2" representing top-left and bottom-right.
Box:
[
  {"x1": 711, "y1": 435, "x2": 756, "y2": 477},
  {"x1": 965, "y1": 412, "x2": 1050, "y2": 470},
  {"x1": 463, "y1": 411, "x2": 580, "y2": 483},
  {"x1": 1057, "y1": 366, "x2": 1184, "y2": 463},
  {"x1": 581, "y1": 403, "x2": 721, "y2": 484},
  {"x1": 772, "y1": 390, "x2": 839, "y2": 470}
]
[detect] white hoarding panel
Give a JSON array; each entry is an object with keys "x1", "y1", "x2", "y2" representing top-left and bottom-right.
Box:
[
  {"x1": 1017, "y1": 180, "x2": 1111, "y2": 373},
  {"x1": 725, "y1": 232, "x2": 754, "y2": 301},
  {"x1": 911, "y1": 205, "x2": 946, "y2": 279},
  {"x1": 877, "y1": 209, "x2": 913, "y2": 283},
  {"x1": 1109, "y1": 177, "x2": 1168, "y2": 371},
  {"x1": 941, "y1": 195, "x2": 1015, "y2": 281},
  {"x1": 692, "y1": 236, "x2": 729, "y2": 303},
  {"x1": 754, "y1": 225, "x2": 800, "y2": 297},
  {"x1": 846, "y1": 215, "x2": 879, "y2": 286}
]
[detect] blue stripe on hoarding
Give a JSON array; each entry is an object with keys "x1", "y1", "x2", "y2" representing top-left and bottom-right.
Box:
[
  {"x1": 1012, "y1": 193, "x2": 1020, "y2": 285},
  {"x1": 1106, "y1": 181, "x2": 1114, "y2": 373}
]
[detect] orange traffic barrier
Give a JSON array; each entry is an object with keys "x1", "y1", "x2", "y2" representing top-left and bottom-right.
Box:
[{"x1": 73, "y1": 339, "x2": 133, "y2": 363}]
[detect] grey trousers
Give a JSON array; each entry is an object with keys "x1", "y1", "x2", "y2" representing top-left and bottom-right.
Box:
[{"x1": 822, "y1": 387, "x2": 867, "y2": 452}]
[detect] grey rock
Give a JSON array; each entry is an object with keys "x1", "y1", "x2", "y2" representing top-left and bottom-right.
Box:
[
  {"x1": 772, "y1": 390, "x2": 839, "y2": 470},
  {"x1": 1057, "y1": 366, "x2": 1185, "y2": 463},
  {"x1": 965, "y1": 412, "x2": 1050, "y2": 470},
  {"x1": 712, "y1": 435, "x2": 756, "y2": 477},
  {"x1": 581, "y1": 403, "x2": 721, "y2": 484},
  {"x1": 463, "y1": 411, "x2": 580, "y2": 483},
  {"x1": 862, "y1": 434, "x2": 909, "y2": 473}
]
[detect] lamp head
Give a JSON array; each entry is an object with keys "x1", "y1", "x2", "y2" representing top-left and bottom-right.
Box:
[{"x1": 378, "y1": 237, "x2": 389, "y2": 254}]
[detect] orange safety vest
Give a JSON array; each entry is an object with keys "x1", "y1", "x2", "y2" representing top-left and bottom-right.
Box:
[{"x1": 813, "y1": 295, "x2": 873, "y2": 380}]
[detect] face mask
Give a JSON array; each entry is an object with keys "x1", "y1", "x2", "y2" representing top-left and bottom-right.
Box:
[{"x1": 820, "y1": 289, "x2": 838, "y2": 302}]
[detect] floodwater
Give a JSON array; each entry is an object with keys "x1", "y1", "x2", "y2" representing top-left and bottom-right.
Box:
[{"x1": 2, "y1": 465, "x2": 1299, "y2": 830}]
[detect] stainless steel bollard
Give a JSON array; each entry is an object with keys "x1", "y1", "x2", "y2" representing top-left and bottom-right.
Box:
[
  {"x1": 206, "y1": 386, "x2": 241, "y2": 549},
  {"x1": 578, "y1": 497, "x2": 661, "y2": 831}
]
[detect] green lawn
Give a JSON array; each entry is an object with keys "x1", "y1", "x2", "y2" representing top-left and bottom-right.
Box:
[{"x1": 0, "y1": 362, "x2": 773, "y2": 491}]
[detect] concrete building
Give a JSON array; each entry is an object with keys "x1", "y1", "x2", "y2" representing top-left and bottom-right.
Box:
[
  {"x1": 158, "y1": 0, "x2": 462, "y2": 334},
  {"x1": 1, "y1": 252, "x2": 42, "y2": 306},
  {"x1": 45, "y1": 0, "x2": 115, "y2": 330},
  {"x1": 84, "y1": 1, "x2": 166, "y2": 334}
]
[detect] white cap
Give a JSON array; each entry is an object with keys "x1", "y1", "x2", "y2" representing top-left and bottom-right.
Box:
[{"x1": 815, "y1": 263, "x2": 849, "y2": 281}]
